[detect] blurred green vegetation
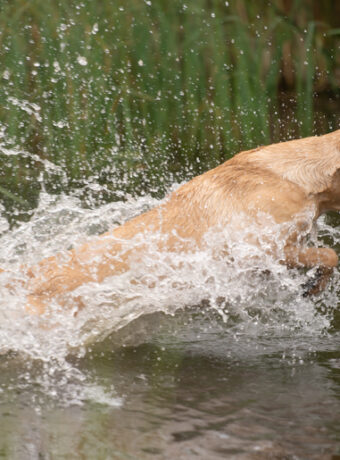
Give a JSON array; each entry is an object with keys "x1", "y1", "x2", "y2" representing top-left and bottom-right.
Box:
[{"x1": 0, "y1": 0, "x2": 339, "y2": 217}]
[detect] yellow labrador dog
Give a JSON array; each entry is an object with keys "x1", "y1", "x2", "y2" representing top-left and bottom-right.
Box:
[{"x1": 14, "y1": 129, "x2": 340, "y2": 313}]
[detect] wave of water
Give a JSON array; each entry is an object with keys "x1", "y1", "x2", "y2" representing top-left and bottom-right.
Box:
[
  {"x1": 1, "y1": 185, "x2": 339, "y2": 356},
  {"x1": 0, "y1": 155, "x2": 339, "y2": 406}
]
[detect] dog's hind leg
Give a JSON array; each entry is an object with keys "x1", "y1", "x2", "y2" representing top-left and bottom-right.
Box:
[{"x1": 283, "y1": 246, "x2": 338, "y2": 295}]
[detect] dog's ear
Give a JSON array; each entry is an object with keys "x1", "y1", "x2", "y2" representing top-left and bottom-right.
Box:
[
  {"x1": 297, "y1": 131, "x2": 340, "y2": 194},
  {"x1": 307, "y1": 161, "x2": 340, "y2": 195},
  {"x1": 237, "y1": 130, "x2": 340, "y2": 195}
]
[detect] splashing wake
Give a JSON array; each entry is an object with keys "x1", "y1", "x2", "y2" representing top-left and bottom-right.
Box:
[{"x1": 0, "y1": 186, "x2": 339, "y2": 363}]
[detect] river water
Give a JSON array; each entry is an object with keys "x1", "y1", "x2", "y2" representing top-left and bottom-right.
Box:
[{"x1": 0, "y1": 177, "x2": 339, "y2": 459}]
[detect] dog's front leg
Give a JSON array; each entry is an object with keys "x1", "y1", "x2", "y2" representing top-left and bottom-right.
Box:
[{"x1": 283, "y1": 246, "x2": 338, "y2": 295}]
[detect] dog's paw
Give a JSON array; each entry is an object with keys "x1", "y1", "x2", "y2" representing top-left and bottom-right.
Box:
[{"x1": 301, "y1": 267, "x2": 327, "y2": 297}]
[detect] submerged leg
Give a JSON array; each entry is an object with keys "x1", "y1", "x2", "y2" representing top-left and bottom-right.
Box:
[{"x1": 301, "y1": 267, "x2": 332, "y2": 297}]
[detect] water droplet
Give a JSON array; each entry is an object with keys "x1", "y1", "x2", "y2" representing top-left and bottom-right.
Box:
[{"x1": 77, "y1": 56, "x2": 88, "y2": 66}]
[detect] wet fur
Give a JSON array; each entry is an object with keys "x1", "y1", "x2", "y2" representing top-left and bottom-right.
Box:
[{"x1": 12, "y1": 129, "x2": 340, "y2": 313}]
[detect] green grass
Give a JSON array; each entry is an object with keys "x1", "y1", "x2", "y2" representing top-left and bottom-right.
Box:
[{"x1": 0, "y1": 0, "x2": 339, "y2": 217}]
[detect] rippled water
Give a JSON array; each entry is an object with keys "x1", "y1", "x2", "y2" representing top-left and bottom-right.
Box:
[{"x1": 0, "y1": 164, "x2": 340, "y2": 458}]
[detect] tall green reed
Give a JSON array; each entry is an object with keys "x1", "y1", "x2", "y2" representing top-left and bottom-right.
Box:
[{"x1": 0, "y1": 0, "x2": 339, "y2": 214}]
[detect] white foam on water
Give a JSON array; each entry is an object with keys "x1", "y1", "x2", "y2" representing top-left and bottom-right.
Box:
[
  {"x1": 0, "y1": 188, "x2": 338, "y2": 356},
  {"x1": 0, "y1": 151, "x2": 339, "y2": 406}
]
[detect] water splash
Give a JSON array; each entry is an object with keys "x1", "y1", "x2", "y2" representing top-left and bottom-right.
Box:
[
  {"x1": 0, "y1": 184, "x2": 339, "y2": 359},
  {"x1": 0, "y1": 149, "x2": 339, "y2": 408}
]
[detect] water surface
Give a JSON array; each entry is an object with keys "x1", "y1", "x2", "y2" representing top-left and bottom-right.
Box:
[{"x1": 0, "y1": 187, "x2": 339, "y2": 459}]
